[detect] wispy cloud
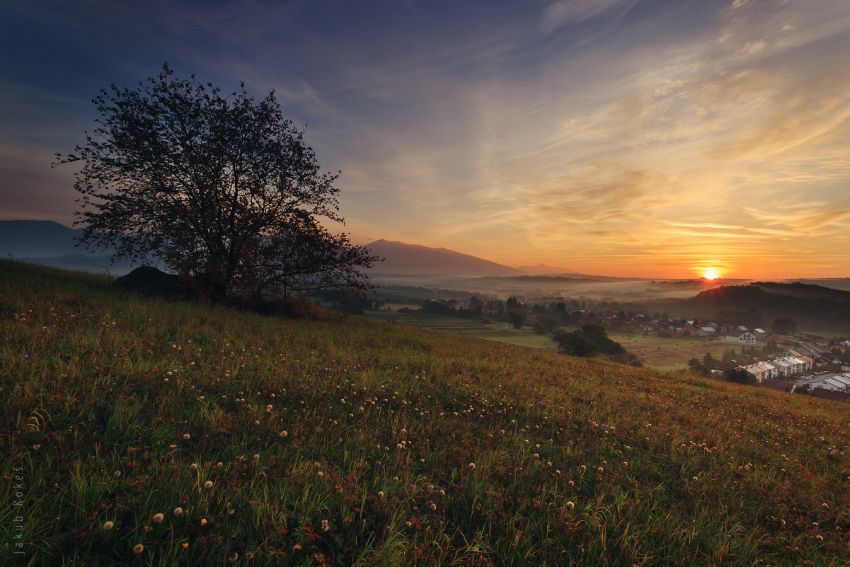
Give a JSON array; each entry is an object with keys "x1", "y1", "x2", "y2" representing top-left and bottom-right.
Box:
[
  {"x1": 540, "y1": 0, "x2": 639, "y2": 33},
  {"x1": 2, "y1": 0, "x2": 850, "y2": 277}
]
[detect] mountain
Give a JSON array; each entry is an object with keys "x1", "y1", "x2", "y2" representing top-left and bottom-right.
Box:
[
  {"x1": 0, "y1": 220, "x2": 138, "y2": 273},
  {"x1": 0, "y1": 219, "x2": 84, "y2": 257},
  {"x1": 366, "y1": 239, "x2": 520, "y2": 276}
]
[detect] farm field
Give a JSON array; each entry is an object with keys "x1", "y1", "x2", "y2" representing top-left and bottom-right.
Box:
[
  {"x1": 370, "y1": 310, "x2": 731, "y2": 369},
  {"x1": 606, "y1": 333, "x2": 733, "y2": 371},
  {"x1": 368, "y1": 310, "x2": 558, "y2": 351},
  {"x1": 2, "y1": 261, "x2": 850, "y2": 565}
]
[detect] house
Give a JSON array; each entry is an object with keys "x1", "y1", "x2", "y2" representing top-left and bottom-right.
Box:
[
  {"x1": 723, "y1": 331, "x2": 759, "y2": 345},
  {"x1": 698, "y1": 326, "x2": 716, "y2": 337},
  {"x1": 793, "y1": 373, "x2": 850, "y2": 393},
  {"x1": 786, "y1": 349, "x2": 814, "y2": 372},
  {"x1": 772, "y1": 358, "x2": 794, "y2": 377},
  {"x1": 772, "y1": 356, "x2": 807, "y2": 376},
  {"x1": 743, "y1": 363, "x2": 767, "y2": 383},
  {"x1": 760, "y1": 361, "x2": 777, "y2": 380}
]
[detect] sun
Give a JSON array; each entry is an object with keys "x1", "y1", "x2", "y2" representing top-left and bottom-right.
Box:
[{"x1": 703, "y1": 268, "x2": 720, "y2": 280}]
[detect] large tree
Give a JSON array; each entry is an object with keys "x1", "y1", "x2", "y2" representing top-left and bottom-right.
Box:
[{"x1": 57, "y1": 64, "x2": 377, "y2": 300}]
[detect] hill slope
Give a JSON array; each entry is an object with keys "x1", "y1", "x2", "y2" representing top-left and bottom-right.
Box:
[
  {"x1": 653, "y1": 282, "x2": 850, "y2": 331},
  {"x1": 1, "y1": 261, "x2": 849, "y2": 565},
  {"x1": 366, "y1": 239, "x2": 520, "y2": 276}
]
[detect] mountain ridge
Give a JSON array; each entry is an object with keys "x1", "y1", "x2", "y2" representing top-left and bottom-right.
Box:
[{"x1": 366, "y1": 238, "x2": 521, "y2": 276}]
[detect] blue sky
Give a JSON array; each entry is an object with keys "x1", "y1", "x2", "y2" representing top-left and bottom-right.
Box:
[{"x1": 2, "y1": 0, "x2": 850, "y2": 277}]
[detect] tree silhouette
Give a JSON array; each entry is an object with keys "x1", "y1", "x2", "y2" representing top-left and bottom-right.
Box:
[{"x1": 57, "y1": 64, "x2": 377, "y2": 300}]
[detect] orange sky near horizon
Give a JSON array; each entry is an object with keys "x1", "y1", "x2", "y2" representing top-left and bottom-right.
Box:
[{"x1": 2, "y1": 1, "x2": 850, "y2": 280}]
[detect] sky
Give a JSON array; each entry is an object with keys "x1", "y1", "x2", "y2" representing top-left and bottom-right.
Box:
[{"x1": 2, "y1": 0, "x2": 850, "y2": 279}]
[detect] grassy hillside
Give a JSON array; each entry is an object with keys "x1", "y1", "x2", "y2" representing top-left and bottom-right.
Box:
[{"x1": 1, "y1": 261, "x2": 850, "y2": 565}]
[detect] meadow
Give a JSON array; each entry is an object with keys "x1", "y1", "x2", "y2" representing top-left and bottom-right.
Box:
[
  {"x1": 2, "y1": 261, "x2": 850, "y2": 565},
  {"x1": 369, "y1": 309, "x2": 727, "y2": 370},
  {"x1": 605, "y1": 334, "x2": 731, "y2": 371}
]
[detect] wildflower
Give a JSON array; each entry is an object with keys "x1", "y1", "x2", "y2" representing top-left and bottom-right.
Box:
[
  {"x1": 182, "y1": 433, "x2": 191, "y2": 441},
  {"x1": 204, "y1": 480, "x2": 214, "y2": 489},
  {"x1": 200, "y1": 518, "x2": 208, "y2": 527},
  {"x1": 279, "y1": 430, "x2": 289, "y2": 438},
  {"x1": 321, "y1": 519, "x2": 330, "y2": 532},
  {"x1": 566, "y1": 501, "x2": 575, "y2": 510},
  {"x1": 133, "y1": 544, "x2": 144, "y2": 554},
  {"x1": 113, "y1": 470, "x2": 122, "y2": 478},
  {"x1": 173, "y1": 507, "x2": 184, "y2": 516},
  {"x1": 429, "y1": 502, "x2": 437, "y2": 511},
  {"x1": 152, "y1": 513, "x2": 165, "y2": 524},
  {"x1": 377, "y1": 491, "x2": 385, "y2": 499},
  {"x1": 182, "y1": 543, "x2": 189, "y2": 549},
  {"x1": 190, "y1": 463, "x2": 198, "y2": 471},
  {"x1": 468, "y1": 462, "x2": 476, "y2": 470},
  {"x1": 293, "y1": 543, "x2": 302, "y2": 551},
  {"x1": 103, "y1": 521, "x2": 114, "y2": 530}
]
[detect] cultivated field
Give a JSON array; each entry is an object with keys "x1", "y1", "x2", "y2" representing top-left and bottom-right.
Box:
[
  {"x1": 368, "y1": 310, "x2": 558, "y2": 351},
  {"x1": 370, "y1": 310, "x2": 730, "y2": 370},
  {"x1": 606, "y1": 333, "x2": 732, "y2": 371},
  {"x1": 2, "y1": 261, "x2": 850, "y2": 565}
]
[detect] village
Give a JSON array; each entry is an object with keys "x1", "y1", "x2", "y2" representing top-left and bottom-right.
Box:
[
  {"x1": 625, "y1": 315, "x2": 850, "y2": 400},
  {"x1": 366, "y1": 291, "x2": 850, "y2": 401}
]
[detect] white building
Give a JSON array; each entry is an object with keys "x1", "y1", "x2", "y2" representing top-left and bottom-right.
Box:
[
  {"x1": 793, "y1": 373, "x2": 850, "y2": 393},
  {"x1": 723, "y1": 331, "x2": 759, "y2": 345}
]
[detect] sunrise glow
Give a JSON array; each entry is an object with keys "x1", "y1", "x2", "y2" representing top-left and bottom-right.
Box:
[
  {"x1": 703, "y1": 268, "x2": 720, "y2": 281},
  {"x1": 2, "y1": 1, "x2": 850, "y2": 281}
]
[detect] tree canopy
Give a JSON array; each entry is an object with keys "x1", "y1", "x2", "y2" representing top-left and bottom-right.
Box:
[
  {"x1": 57, "y1": 64, "x2": 377, "y2": 300},
  {"x1": 771, "y1": 317, "x2": 797, "y2": 336}
]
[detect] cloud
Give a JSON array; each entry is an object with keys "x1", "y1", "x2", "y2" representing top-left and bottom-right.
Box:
[
  {"x1": 0, "y1": 144, "x2": 78, "y2": 221},
  {"x1": 540, "y1": 0, "x2": 638, "y2": 33},
  {"x1": 3, "y1": 0, "x2": 850, "y2": 277},
  {"x1": 745, "y1": 200, "x2": 850, "y2": 233}
]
